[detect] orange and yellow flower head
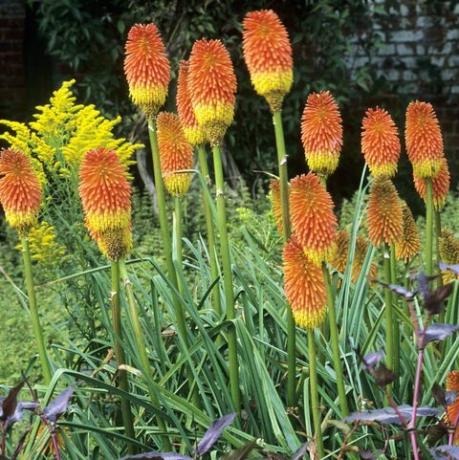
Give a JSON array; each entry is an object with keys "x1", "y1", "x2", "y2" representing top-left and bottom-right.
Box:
[
  {"x1": 395, "y1": 201, "x2": 420, "y2": 263},
  {"x1": 79, "y1": 147, "x2": 132, "y2": 260},
  {"x1": 367, "y1": 177, "x2": 403, "y2": 247},
  {"x1": 405, "y1": 101, "x2": 444, "y2": 178},
  {"x1": 177, "y1": 61, "x2": 206, "y2": 146},
  {"x1": 439, "y1": 231, "x2": 459, "y2": 283},
  {"x1": 242, "y1": 10, "x2": 293, "y2": 112},
  {"x1": 289, "y1": 173, "x2": 337, "y2": 264},
  {"x1": 188, "y1": 39, "x2": 237, "y2": 145},
  {"x1": 414, "y1": 158, "x2": 450, "y2": 210},
  {"x1": 447, "y1": 370, "x2": 459, "y2": 444},
  {"x1": 361, "y1": 107, "x2": 400, "y2": 177},
  {"x1": 124, "y1": 23, "x2": 170, "y2": 117},
  {"x1": 0, "y1": 149, "x2": 42, "y2": 235},
  {"x1": 283, "y1": 238, "x2": 327, "y2": 329},
  {"x1": 156, "y1": 112, "x2": 193, "y2": 197},
  {"x1": 301, "y1": 91, "x2": 343, "y2": 176}
]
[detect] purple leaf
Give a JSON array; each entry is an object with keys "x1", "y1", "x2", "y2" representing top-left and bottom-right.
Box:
[
  {"x1": 196, "y1": 413, "x2": 236, "y2": 455},
  {"x1": 446, "y1": 390, "x2": 458, "y2": 405},
  {"x1": 424, "y1": 284, "x2": 454, "y2": 314},
  {"x1": 424, "y1": 324, "x2": 459, "y2": 343},
  {"x1": 439, "y1": 262, "x2": 459, "y2": 276},
  {"x1": 430, "y1": 445, "x2": 459, "y2": 460},
  {"x1": 43, "y1": 387, "x2": 74, "y2": 423},
  {"x1": 120, "y1": 454, "x2": 192, "y2": 460},
  {"x1": 359, "y1": 450, "x2": 383, "y2": 460},
  {"x1": 344, "y1": 405, "x2": 439, "y2": 425},
  {"x1": 291, "y1": 443, "x2": 308, "y2": 460},
  {"x1": 0, "y1": 399, "x2": 39, "y2": 429},
  {"x1": 1, "y1": 381, "x2": 24, "y2": 422},
  {"x1": 362, "y1": 351, "x2": 384, "y2": 370},
  {"x1": 387, "y1": 284, "x2": 417, "y2": 301}
]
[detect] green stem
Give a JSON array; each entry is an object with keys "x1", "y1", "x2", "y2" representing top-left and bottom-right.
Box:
[
  {"x1": 323, "y1": 264, "x2": 349, "y2": 416},
  {"x1": 148, "y1": 117, "x2": 187, "y2": 342},
  {"x1": 383, "y1": 245, "x2": 394, "y2": 372},
  {"x1": 173, "y1": 196, "x2": 184, "y2": 294},
  {"x1": 197, "y1": 145, "x2": 222, "y2": 317},
  {"x1": 389, "y1": 245, "x2": 400, "y2": 377},
  {"x1": 21, "y1": 238, "x2": 52, "y2": 384},
  {"x1": 120, "y1": 261, "x2": 171, "y2": 450},
  {"x1": 211, "y1": 143, "x2": 240, "y2": 412},
  {"x1": 435, "y1": 210, "x2": 442, "y2": 285},
  {"x1": 425, "y1": 178, "x2": 434, "y2": 277},
  {"x1": 272, "y1": 110, "x2": 296, "y2": 407},
  {"x1": 110, "y1": 260, "x2": 135, "y2": 451},
  {"x1": 308, "y1": 331, "x2": 324, "y2": 457}
]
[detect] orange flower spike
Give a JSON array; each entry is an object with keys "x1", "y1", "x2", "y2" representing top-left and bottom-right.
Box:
[
  {"x1": 79, "y1": 148, "x2": 132, "y2": 260},
  {"x1": 0, "y1": 149, "x2": 42, "y2": 235},
  {"x1": 289, "y1": 173, "x2": 337, "y2": 264},
  {"x1": 156, "y1": 112, "x2": 193, "y2": 197},
  {"x1": 395, "y1": 200, "x2": 420, "y2": 263},
  {"x1": 301, "y1": 91, "x2": 343, "y2": 176},
  {"x1": 405, "y1": 101, "x2": 444, "y2": 178},
  {"x1": 283, "y1": 238, "x2": 327, "y2": 329},
  {"x1": 124, "y1": 23, "x2": 170, "y2": 117},
  {"x1": 414, "y1": 158, "x2": 450, "y2": 210},
  {"x1": 447, "y1": 371, "x2": 459, "y2": 444},
  {"x1": 270, "y1": 178, "x2": 285, "y2": 235},
  {"x1": 361, "y1": 107, "x2": 400, "y2": 178},
  {"x1": 242, "y1": 10, "x2": 293, "y2": 112},
  {"x1": 367, "y1": 177, "x2": 403, "y2": 247},
  {"x1": 188, "y1": 39, "x2": 237, "y2": 145},
  {"x1": 177, "y1": 61, "x2": 206, "y2": 146}
]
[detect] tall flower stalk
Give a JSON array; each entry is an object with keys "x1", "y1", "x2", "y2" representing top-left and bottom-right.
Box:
[
  {"x1": 283, "y1": 238, "x2": 326, "y2": 456},
  {"x1": 0, "y1": 149, "x2": 52, "y2": 383},
  {"x1": 367, "y1": 177, "x2": 403, "y2": 372},
  {"x1": 177, "y1": 60, "x2": 221, "y2": 315},
  {"x1": 188, "y1": 38, "x2": 240, "y2": 410},
  {"x1": 405, "y1": 101, "x2": 445, "y2": 277},
  {"x1": 242, "y1": 9, "x2": 296, "y2": 406},
  {"x1": 79, "y1": 147, "x2": 136, "y2": 448}
]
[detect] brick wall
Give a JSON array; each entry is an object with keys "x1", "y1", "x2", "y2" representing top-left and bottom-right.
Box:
[
  {"x1": 351, "y1": 1, "x2": 459, "y2": 181},
  {"x1": 0, "y1": 0, "x2": 25, "y2": 119}
]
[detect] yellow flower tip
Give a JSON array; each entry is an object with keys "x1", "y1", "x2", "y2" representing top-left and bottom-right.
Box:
[
  {"x1": 289, "y1": 173, "x2": 337, "y2": 264},
  {"x1": 79, "y1": 147, "x2": 132, "y2": 260},
  {"x1": 361, "y1": 107, "x2": 400, "y2": 178},
  {"x1": 156, "y1": 112, "x2": 194, "y2": 197},
  {"x1": 188, "y1": 39, "x2": 237, "y2": 145},
  {"x1": 439, "y1": 231, "x2": 459, "y2": 284},
  {"x1": 447, "y1": 370, "x2": 459, "y2": 443},
  {"x1": 0, "y1": 148, "x2": 42, "y2": 235},
  {"x1": 394, "y1": 201, "x2": 420, "y2": 263},
  {"x1": 283, "y1": 238, "x2": 327, "y2": 330},
  {"x1": 177, "y1": 61, "x2": 206, "y2": 146},
  {"x1": 405, "y1": 100, "x2": 444, "y2": 178},
  {"x1": 413, "y1": 158, "x2": 450, "y2": 210},
  {"x1": 367, "y1": 177, "x2": 403, "y2": 247},
  {"x1": 301, "y1": 91, "x2": 343, "y2": 176},
  {"x1": 124, "y1": 23, "x2": 170, "y2": 116},
  {"x1": 242, "y1": 10, "x2": 293, "y2": 111}
]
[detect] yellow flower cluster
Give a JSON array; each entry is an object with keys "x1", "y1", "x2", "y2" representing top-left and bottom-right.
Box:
[
  {"x1": 15, "y1": 221, "x2": 66, "y2": 267},
  {"x1": 0, "y1": 80, "x2": 142, "y2": 178}
]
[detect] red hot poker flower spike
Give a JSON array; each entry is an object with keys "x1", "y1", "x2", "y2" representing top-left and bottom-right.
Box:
[
  {"x1": 124, "y1": 23, "x2": 170, "y2": 116},
  {"x1": 289, "y1": 173, "x2": 337, "y2": 264},
  {"x1": 0, "y1": 149, "x2": 42, "y2": 235},
  {"x1": 405, "y1": 101, "x2": 444, "y2": 178},
  {"x1": 79, "y1": 147, "x2": 132, "y2": 260},
  {"x1": 301, "y1": 91, "x2": 343, "y2": 176},
  {"x1": 242, "y1": 10, "x2": 293, "y2": 112},
  {"x1": 156, "y1": 112, "x2": 194, "y2": 197},
  {"x1": 188, "y1": 39, "x2": 237, "y2": 146},
  {"x1": 361, "y1": 107, "x2": 400, "y2": 178},
  {"x1": 414, "y1": 158, "x2": 450, "y2": 210},
  {"x1": 283, "y1": 238, "x2": 327, "y2": 330}
]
